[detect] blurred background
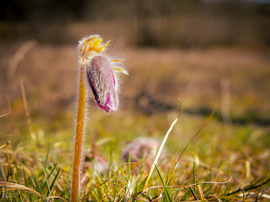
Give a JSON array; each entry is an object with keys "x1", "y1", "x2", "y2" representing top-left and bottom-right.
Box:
[
  {"x1": 0, "y1": 0, "x2": 269, "y2": 151},
  {"x1": 1, "y1": 0, "x2": 270, "y2": 46}
]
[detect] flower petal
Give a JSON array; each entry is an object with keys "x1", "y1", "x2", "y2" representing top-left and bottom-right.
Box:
[{"x1": 86, "y1": 56, "x2": 119, "y2": 113}]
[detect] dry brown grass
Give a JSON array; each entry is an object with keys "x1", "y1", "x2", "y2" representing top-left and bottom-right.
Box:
[{"x1": 0, "y1": 43, "x2": 270, "y2": 137}]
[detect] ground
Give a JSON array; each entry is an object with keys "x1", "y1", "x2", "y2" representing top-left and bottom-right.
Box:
[{"x1": 0, "y1": 42, "x2": 269, "y2": 201}]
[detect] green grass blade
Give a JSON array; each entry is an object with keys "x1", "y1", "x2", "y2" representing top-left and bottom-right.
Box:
[
  {"x1": 155, "y1": 164, "x2": 172, "y2": 202},
  {"x1": 49, "y1": 169, "x2": 60, "y2": 194},
  {"x1": 138, "y1": 175, "x2": 148, "y2": 193},
  {"x1": 23, "y1": 168, "x2": 32, "y2": 202},
  {"x1": 193, "y1": 161, "x2": 196, "y2": 185},
  {"x1": 193, "y1": 161, "x2": 197, "y2": 196},
  {"x1": 46, "y1": 163, "x2": 58, "y2": 182},
  {"x1": 118, "y1": 164, "x2": 128, "y2": 184},
  {"x1": 108, "y1": 149, "x2": 113, "y2": 179},
  {"x1": 96, "y1": 171, "x2": 111, "y2": 202},
  {"x1": 41, "y1": 162, "x2": 51, "y2": 195},
  {"x1": 33, "y1": 173, "x2": 43, "y2": 196},
  {"x1": 45, "y1": 145, "x2": 50, "y2": 167}
]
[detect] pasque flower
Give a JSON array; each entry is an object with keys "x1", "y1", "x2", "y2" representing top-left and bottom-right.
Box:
[
  {"x1": 72, "y1": 35, "x2": 127, "y2": 202},
  {"x1": 78, "y1": 35, "x2": 128, "y2": 113}
]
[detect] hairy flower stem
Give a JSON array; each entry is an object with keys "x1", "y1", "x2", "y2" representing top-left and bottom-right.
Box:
[{"x1": 71, "y1": 65, "x2": 86, "y2": 202}]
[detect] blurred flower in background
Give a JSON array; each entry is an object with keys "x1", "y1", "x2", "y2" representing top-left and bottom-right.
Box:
[{"x1": 122, "y1": 137, "x2": 167, "y2": 167}]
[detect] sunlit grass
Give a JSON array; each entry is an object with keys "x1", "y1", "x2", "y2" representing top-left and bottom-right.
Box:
[
  {"x1": 0, "y1": 42, "x2": 269, "y2": 201},
  {"x1": 0, "y1": 105, "x2": 269, "y2": 201}
]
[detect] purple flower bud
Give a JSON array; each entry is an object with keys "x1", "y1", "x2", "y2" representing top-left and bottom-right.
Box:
[{"x1": 86, "y1": 56, "x2": 119, "y2": 113}]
